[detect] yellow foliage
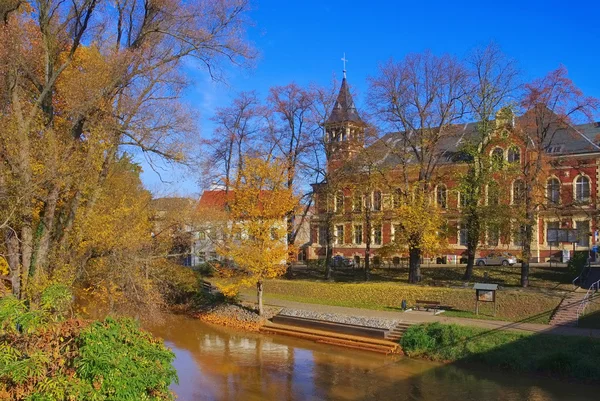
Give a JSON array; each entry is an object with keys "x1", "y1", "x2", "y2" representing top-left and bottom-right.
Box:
[
  {"x1": 216, "y1": 157, "x2": 299, "y2": 295},
  {"x1": 0, "y1": 257, "x2": 9, "y2": 276}
]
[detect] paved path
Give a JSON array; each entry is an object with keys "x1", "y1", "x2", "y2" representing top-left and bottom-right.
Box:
[{"x1": 242, "y1": 295, "x2": 600, "y2": 338}]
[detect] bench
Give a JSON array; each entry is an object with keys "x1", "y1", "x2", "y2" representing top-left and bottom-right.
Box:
[
  {"x1": 415, "y1": 300, "x2": 441, "y2": 313},
  {"x1": 201, "y1": 280, "x2": 218, "y2": 294}
]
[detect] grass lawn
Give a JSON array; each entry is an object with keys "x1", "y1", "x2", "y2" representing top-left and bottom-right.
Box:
[
  {"x1": 400, "y1": 322, "x2": 600, "y2": 382},
  {"x1": 297, "y1": 263, "x2": 574, "y2": 291},
  {"x1": 256, "y1": 279, "x2": 562, "y2": 324},
  {"x1": 578, "y1": 293, "x2": 600, "y2": 329}
]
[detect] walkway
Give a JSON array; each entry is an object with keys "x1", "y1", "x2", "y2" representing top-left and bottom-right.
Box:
[{"x1": 242, "y1": 295, "x2": 600, "y2": 338}]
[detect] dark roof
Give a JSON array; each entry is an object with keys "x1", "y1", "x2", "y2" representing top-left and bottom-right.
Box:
[
  {"x1": 361, "y1": 117, "x2": 600, "y2": 171},
  {"x1": 326, "y1": 78, "x2": 364, "y2": 125}
]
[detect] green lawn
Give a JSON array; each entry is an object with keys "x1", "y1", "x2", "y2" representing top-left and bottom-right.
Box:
[
  {"x1": 401, "y1": 322, "x2": 600, "y2": 382},
  {"x1": 297, "y1": 263, "x2": 574, "y2": 291},
  {"x1": 256, "y1": 279, "x2": 562, "y2": 324}
]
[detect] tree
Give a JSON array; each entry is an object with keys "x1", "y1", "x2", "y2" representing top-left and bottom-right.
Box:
[
  {"x1": 217, "y1": 157, "x2": 299, "y2": 315},
  {"x1": 514, "y1": 67, "x2": 599, "y2": 287},
  {"x1": 0, "y1": 0, "x2": 254, "y2": 301},
  {"x1": 459, "y1": 44, "x2": 520, "y2": 279},
  {"x1": 368, "y1": 52, "x2": 468, "y2": 283}
]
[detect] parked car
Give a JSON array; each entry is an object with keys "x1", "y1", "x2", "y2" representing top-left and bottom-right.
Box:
[
  {"x1": 476, "y1": 252, "x2": 517, "y2": 266},
  {"x1": 331, "y1": 255, "x2": 354, "y2": 268}
]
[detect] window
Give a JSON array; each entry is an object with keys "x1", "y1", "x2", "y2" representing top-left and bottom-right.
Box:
[
  {"x1": 335, "y1": 192, "x2": 344, "y2": 212},
  {"x1": 491, "y1": 147, "x2": 504, "y2": 165},
  {"x1": 459, "y1": 224, "x2": 468, "y2": 246},
  {"x1": 576, "y1": 221, "x2": 590, "y2": 247},
  {"x1": 373, "y1": 225, "x2": 382, "y2": 245},
  {"x1": 487, "y1": 227, "x2": 499, "y2": 246},
  {"x1": 209, "y1": 252, "x2": 218, "y2": 260},
  {"x1": 436, "y1": 185, "x2": 447, "y2": 209},
  {"x1": 508, "y1": 146, "x2": 520, "y2": 163},
  {"x1": 513, "y1": 225, "x2": 526, "y2": 247},
  {"x1": 575, "y1": 176, "x2": 590, "y2": 202},
  {"x1": 373, "y1": 190, "x2": 382, "y2": 211},
  {"x1": 488, "y1": 184, "x2": 499, "y2": 206},
  {"x1": 353, "y1": 193, "x2": 362, "y2": 212},
  {"x1": 353, "y1": 225, "x2": 363, "y2": 244},
  {"x1": 393, "y1": 223, "x2": 402, "y2": 242},
  {"x1": 198, "y1": 231, "x2": 206, "y2": 240},
  {"x1": 547, "y1": 221, "x2": 559, "y2": 247},
  {"x1": 270, "y1": 228, "x2": 279, "y2": 241},
  {"x1": 513, "y1": 179, "x2": 525, "y2": 205},
  {"x1": 319, "y1": 226, "x2": 328, "y2": 245},
  {"x1": 335, "y1": 225, "x2": 344, "y2": 245},
  {"x1": 459, "y1": 192, "x2": 468, "y2": 208},
  {"x1": 197, "y1": 251, "x2": 206, "y2": 262},
  {"x1": 547, "y1": 178, "x2": 560, "y2": 205},
  {"x1": 393, "y1": 189, "x2": 402, "y2": 208}
]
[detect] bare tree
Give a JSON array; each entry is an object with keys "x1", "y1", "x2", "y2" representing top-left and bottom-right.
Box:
[
  {"x1": 515, "y1": 66, "x2": 599, "y2": 287},
  {"x1": 368, "y1": 52, "x2": 468, "y2": 283},
  {"x1": 460, "y1": 43, "x2": 521, "y2": 280}
]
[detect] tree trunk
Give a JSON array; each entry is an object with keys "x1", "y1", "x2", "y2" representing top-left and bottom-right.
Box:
[
  {"x1": 6, "y1": 231, "x2": 20, "y2": 298},
  {"x1": 20, "y1": 222, "x2": 33, "y2": 295},
  {"x1": 464, "y1": 220, "x2": 479, "y2": 280},
  {"x1": 32, "y1": 184, "x2": 60, "y2": 275},
  {"x1": 408, "y1": 246, "x2": 421, "y2": 283},
  {"x1": 257, "y1": 280, "x2": 263, "y2": 316},
  {"x1": 521, "y1": 219, "x2": 533, "y2": 288}
]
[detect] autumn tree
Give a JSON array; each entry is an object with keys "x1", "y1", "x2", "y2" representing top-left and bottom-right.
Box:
[
  {"x1": 459, "y1": 44, "x2": 521, "y2": 279},
  {"x1": 217, "y1": 157, "x2": 298, "y2": 315},
  {"x1": 514, "y1": 67, "x2": 599, "y2": 287},
  {"x1": 0, "y1": 0, "x2": 253, "y2": 302},
  {"x1": 368, "y1": 52, "x2": 468, "y2": 283}
]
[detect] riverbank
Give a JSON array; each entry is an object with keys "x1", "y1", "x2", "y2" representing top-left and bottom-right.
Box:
[{"x1": 401, "y1": 322, "x2": 600, "y2": 383}]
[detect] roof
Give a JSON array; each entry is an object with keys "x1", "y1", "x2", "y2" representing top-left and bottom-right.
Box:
[
  {"x1": 326, "y1": 78, "x2": 364, "y2": 125},
  {"x1": 197, "y1": 190, "x2": 233, "y2": 211},
  {"x1": 473, "y1": 283, "x2": 498, "y2": 291},
  {"x1": 359, "y1": 116, "x2": 600, "y2": 171},
  {"x1": 150, "y1": 197, "x2": 194, "y2": 211}
]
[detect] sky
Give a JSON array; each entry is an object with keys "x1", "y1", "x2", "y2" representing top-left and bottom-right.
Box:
[{"x1": 139, "y1": 0, "x2": 600, "y2": 198}]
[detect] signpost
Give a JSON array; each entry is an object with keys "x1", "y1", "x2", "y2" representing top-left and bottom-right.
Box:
[{"x1": 473, "y1": 283, "x2": 498, "y2": 316}]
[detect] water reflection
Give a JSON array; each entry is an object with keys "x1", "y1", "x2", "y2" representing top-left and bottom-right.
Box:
[{"x1": 145, "y1": 314, "x2": 598, "y2": 401}]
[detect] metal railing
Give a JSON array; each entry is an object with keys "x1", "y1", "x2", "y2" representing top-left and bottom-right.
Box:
[
  {"x1": 573, "y1": 262, "x2": 591, "y2": 288},
  {"x1": 577, "y1": 278, "x2": 600, "y2": 323}
]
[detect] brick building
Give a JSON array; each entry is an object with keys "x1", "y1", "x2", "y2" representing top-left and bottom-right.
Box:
[{"x1": 308, "y1": 76, "x2": 600, "y2": 264}]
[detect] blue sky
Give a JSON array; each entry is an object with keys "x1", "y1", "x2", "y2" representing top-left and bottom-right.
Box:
[{"x1": 140, "y1": 0, "x2": 600, "y2": 197}]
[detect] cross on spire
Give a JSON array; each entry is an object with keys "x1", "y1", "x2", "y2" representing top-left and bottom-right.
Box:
[{"x1": 341, "y1": 53, "x2": 348, "y2": 78}]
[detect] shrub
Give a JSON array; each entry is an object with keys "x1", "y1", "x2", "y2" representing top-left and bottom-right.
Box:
[{"x1": 0, "y1": 288, "x2": 177, "y2": 400}]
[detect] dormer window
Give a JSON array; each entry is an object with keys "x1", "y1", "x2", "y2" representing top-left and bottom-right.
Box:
[
  {"x1": 508, "y1": 146, "x2": 520, "y2": 163},
  {"x1": 373, "y1": 190, "x2": 382, "y2": 211},
  {"x1": 546, "y1": 145, "x2": 563, "y2": 154}
]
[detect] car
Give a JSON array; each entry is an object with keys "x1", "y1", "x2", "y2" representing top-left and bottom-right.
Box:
[
  {"x1": 331, "y1": 255, "x2": 354, "y2": 268},
  {"x1": 476, "y1": 252, "x2": 517, "y2": 266}
]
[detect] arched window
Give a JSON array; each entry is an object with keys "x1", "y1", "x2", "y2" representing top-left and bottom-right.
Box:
[
  {"x1": 373, "y1": 190, "x2": 382, "y2": 211},
  {"x1": 513, "y1": 179, "x2": 525, "y2": 205},
  {"x1": 547, "y1": 178, "x2": 560, "y2": 205},
  {"x1": 335, "y1": 191, "x2": 344, "y2": 212},
  {"x1": 491, "y1": 147, "x2": 504, "y2": 165},
  {"x1": 575, "y1": 176, "x2": 590, "y2": 202},
  {"x1": 508, "y1": 146, "x2": 520, "y2": 163},
  {"x1": 436, "y1": 185, "x2": 447, "y2": 209}
]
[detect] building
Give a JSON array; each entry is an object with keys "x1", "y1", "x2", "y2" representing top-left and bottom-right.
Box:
[
  {"x1": 191, "y1": 189, "x2": 312, "y2": 265},
  {"x1": 308, "y1": 75, "x2": 600, "y2": 264}
]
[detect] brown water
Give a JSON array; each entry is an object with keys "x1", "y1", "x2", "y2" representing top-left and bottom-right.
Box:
[{"x1": 146, "y1": 314, "x2": 598, "y2": 401}]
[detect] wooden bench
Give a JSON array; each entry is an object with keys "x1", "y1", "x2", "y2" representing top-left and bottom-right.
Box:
[
  {"x1": 415, "y1": 300, "x2": 440, "y2": 313},
  {"x1": 201, "y1": 280, "x2": 218, "y2": 294}
]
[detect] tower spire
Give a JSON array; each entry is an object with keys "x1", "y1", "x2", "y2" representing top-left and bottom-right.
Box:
[{"x1": 341, "y1": 53, "x2": 348, "y2": 79}]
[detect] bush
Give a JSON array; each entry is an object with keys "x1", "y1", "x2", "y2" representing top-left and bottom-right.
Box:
[
  {"x1": 0, "y1": 289, "x2": 177, "y2": 400},
  {"x1": 568, "y1": 251, "x2": 588, "y2": 275}
]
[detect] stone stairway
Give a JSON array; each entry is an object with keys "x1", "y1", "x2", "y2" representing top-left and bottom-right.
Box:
[
  {"x1": 385, "y1": 322, "x2": 413, "y2": 342},
  {"x1": 549, "y1": 290, "x2": 587, "y2": 326}
]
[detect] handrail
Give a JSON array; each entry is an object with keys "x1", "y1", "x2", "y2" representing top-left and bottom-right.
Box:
[
  {"x1": 573, "y1": 262, "x2": 591, "y2": 288},
  {"x1": 577, "y1": 278, "x2": 600, "y2": 323}
]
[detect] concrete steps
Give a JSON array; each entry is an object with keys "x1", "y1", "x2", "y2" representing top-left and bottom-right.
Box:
[
  {"x1": 385, "y1": 322, "x2": 413, "y2": 342},
  {"x1": 549, "y1": 291, "x2": 587, "y2": 326},
  {"x1": 260, "y1": 322, "x2": 401, "y2": 354}
]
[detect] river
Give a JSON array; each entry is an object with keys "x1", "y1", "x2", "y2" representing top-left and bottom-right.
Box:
[{"x1": 145, "y1": 314, "x2": 598, "y2": 401}]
